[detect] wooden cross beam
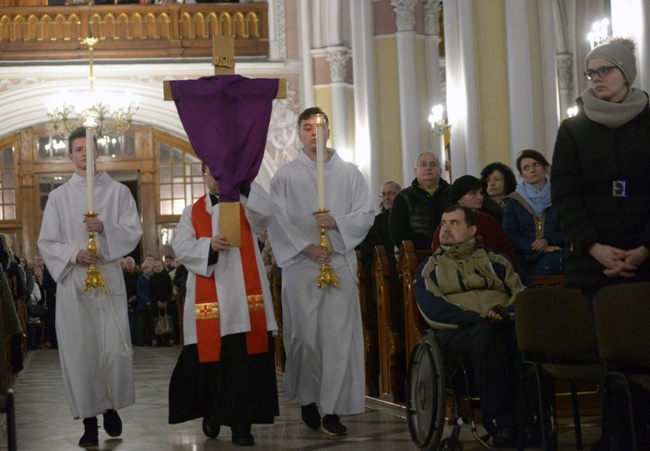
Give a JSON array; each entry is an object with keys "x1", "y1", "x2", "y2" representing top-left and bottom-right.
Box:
[
  {"x1": 163, "y1": 35, "x2": 287, "y2": 100},
  {"x1": 163, "y1": 35, "x2": 286, "y2": 247}
]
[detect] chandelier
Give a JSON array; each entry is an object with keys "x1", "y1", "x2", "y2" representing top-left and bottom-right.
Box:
[
  {"x1": 47, "y1": 36, "x2": 139, "y2": 140},
  {"x1": 587, "y1": 18, "x2": 610, "y2": 50}
]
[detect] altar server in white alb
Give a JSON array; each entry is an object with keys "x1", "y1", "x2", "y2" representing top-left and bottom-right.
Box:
[
  {"x1": 38, "y1": 126, "x2": 143, "y2": 448},
  {"x1": 169, "y1": 163, "x2": 279, "y2": 447},
  {"x1": 268, "y1": 107, "x2": 374, "y2": 436}
]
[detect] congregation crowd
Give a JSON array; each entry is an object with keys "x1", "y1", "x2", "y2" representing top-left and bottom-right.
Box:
[{"x1": 0, "y1": 36, "x2": 648, "y2": 451}]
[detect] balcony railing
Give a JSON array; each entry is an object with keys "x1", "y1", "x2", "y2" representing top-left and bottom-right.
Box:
[{"x1": 0, "y1": 3, "x2": 269, "y2": 60}]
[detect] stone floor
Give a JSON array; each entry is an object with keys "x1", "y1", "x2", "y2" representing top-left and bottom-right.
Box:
[{"x1": 1, "y1": 346, "x2": 603, "y2": 450}]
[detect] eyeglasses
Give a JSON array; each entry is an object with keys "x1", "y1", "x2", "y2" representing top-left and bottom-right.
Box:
[
  {"x1": 584, "y1": 65, "x2": 618, "y2": 81},
  {"x1": 379, "y1": 191, "x2": 398, "y2": 198}
]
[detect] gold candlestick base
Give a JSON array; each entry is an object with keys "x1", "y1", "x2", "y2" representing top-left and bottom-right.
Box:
[
  {"x1": 84, "y1": 212, "x2": 106, "y2": 292},
  {"x1": 314, "y1": 209, "x2": 338, "y2": 289}
]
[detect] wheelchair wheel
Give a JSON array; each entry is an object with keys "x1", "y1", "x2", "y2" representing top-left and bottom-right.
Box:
[{"x1": 406, "y1": 333, "x2": 447, "y2": 450}]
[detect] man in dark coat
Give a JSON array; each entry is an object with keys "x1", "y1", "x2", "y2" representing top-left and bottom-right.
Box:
[
  {"x1": 360, "y1": 180, "x2": 402, "y2": 275},
  {"x1": 389, "y1": 152, "x2": 450, "y2": 250}
]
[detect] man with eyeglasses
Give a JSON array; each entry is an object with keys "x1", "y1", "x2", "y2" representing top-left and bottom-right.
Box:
[
  {"x1": 389, "y1": 151, "x2": 451, "y2": 250},
  {"x1": 359, "y1": 180, "x2": 402, "y2": 275}
]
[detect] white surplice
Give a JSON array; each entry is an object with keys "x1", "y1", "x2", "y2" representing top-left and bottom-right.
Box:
[
  {"x1": 172, "y1": 181, "x2": 278, "y2": 345},
  {"x1": 38, "y1": 172, "x2": 143, "y2": 419},
  {"x1": 268, "y1": 149, "x2": 374, "y2": 415}
]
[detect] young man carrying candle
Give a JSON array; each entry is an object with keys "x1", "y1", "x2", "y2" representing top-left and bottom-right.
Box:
[
  {"x1": 268, "y1": 107, "x2": 374, "y2": 436},
  {"x1": 38, "y1": 126, "x2": 143, "y2": 448}
]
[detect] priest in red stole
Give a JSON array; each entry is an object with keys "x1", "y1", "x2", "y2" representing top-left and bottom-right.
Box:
[
  {"x1": 169, "y1": 163, "x2": 278, "y2": 446},
  {"x1": 167, "y1": 74, "x2": 280, "y2": 446}
]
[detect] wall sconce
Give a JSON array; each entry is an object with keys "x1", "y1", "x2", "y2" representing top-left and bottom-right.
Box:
[
  {"x1": 428, "y1": 104, "x2": 452, "y2": 136},
  {"x1": 428, "y1": 104, "x2": 452, "y2": 179},
  {"x1": 567, "y1": 106, "x2": 579, "y2": 118}
]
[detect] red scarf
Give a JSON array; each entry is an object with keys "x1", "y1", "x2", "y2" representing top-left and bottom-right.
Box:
[{"x1": 191, "y1": 195, "x2": 268, "y2": 362}]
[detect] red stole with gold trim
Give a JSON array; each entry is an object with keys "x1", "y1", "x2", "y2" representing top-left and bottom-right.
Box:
[{"x1": 191, "y1": 194, "x2": 268, "y2": 362}]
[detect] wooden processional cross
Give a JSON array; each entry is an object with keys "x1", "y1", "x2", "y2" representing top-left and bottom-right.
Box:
[{"x1": 163, "y1": 35, "x2": 287, "y2": 246}]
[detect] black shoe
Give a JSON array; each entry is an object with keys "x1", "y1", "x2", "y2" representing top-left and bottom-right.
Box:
[
  {"x1": 202, "y1": 415, "x2": 220, "y2": 439},
  {"x1": 78, "y1": 417, "x2": 98, "y2": 447},
  {"x1": 301, "y1": 403, "x2": 321, "y2": 430},
  {"x1": 231, "y1": 424, "x2": 254, "y2": 446},
  {"x1": 102, "y1": 409, "x2": 122, "y2": 437},
  {"x1": 493, "y1": 426, "x2": 517, "y2": 448},
  {"x1": 322, "y1": 414, "x2": 347, "y2": 436}
]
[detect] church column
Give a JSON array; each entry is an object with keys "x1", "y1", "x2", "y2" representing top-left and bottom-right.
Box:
[
  {"x1": 326, "y1": 46, "x2": 351, "y2": 155},
  {"x1": 505, "y1": 0, "x2": 535, "y2": 155},
  {"x1": 390, "y1": 0, "x2": 420, "y2": 186},
  {"x1": 350, "y1": 0, "x2": 380, "y2": 194},
  {"x1": 298, "y1": 0, "x2": 316, "y2": 108},
  {"x1": 556, "y1": 55, "x2": 573, "y2": 118},
  {"x1": 423, "y1": 0, "x2": 445, "y2": 170},
  {"x1": 442, "y1": 0, "x2": 480, "y2": 177},
  {"x1": 505, "y1": 0, "x2": 559, "y2": 161},
  {"x1": 539, "y1": 0, "x2": 561, "y2": 157}
]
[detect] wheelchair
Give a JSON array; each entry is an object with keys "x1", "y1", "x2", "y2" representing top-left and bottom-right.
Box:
[{"x1": 406, "y1": 329, "x2": 492, "y2": 450}]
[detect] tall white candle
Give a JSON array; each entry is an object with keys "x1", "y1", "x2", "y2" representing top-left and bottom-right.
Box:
[
  {"x1": 314, "y1": 114, "x2": 326, "y2": 210},
  {"x1": 85, "y1": 127, "x2": 95, "y2": 212}
]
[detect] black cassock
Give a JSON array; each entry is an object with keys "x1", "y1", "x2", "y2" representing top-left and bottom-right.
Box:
[{"x1": 168, "y1": 332, "x2": 278, "y2": 426}]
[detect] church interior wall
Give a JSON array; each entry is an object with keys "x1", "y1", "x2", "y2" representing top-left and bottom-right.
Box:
[
  {"x1": 283, "y1": 0, "x2": 300, "y2": 60},
  {"x1": 414, "y1": 36, "x2": 433, "y2": 159},
  {"x1": 343, "y1": 85, "x2": 356, "y2": 164},
  {"x1": 373, "y1": 35, "x2": 404, "y2": 187},
  {"x1": 313, "y1": 85, "x2": 333, "y2": 145},
  {"x1": 474, "y1": 0, "x2": 511, "y2": 172}
]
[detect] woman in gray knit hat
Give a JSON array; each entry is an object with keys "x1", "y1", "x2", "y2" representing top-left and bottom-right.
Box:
[{"x1": 551, "y1": 37, "x2": 650, "y2": 450}]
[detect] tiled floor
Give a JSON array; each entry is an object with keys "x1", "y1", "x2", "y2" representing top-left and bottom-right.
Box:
[{"x1": 2, "y1": 346, "x2": 603, "y2": 450}]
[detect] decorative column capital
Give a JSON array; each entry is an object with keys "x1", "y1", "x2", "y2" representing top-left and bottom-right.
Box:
[
  {"x1": 390, "y1": 0, "x2": 418, "y2": 32},
  {"x1": 326, "y1": 47, "x2": 351, "y2": 83},
  {"x1": 424, "y1": 0, "x2": 443, "y2": 36},
  {"x1": 556, "y1": 53, "x2": 574, "y2": 90}
]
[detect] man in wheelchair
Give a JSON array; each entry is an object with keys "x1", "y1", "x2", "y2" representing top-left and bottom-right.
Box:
[{"x1": 414, "y1": 205, "x2": 541, "y2": 447}]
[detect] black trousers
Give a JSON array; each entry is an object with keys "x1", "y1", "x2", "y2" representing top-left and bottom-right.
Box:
[{"x1": 438, "y1": 322, "x2": 539, "y2": 433}]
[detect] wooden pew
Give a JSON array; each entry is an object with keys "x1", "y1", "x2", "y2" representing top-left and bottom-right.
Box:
[
  {"x1": 357, "y1": 251, "x2": 379, "y2": 396},
  {"x1": 531, "y1": 274, "x2": 565, "y2": 287},
  {"x1": 270, "y1": 264, "x2": 285, "y2": 373},
  {"x1": 374, "y1": 245, "x2": 405, "y2": 402},
  {"x1": 399, "y1": 240, "x2": 432, "y2": 359}
]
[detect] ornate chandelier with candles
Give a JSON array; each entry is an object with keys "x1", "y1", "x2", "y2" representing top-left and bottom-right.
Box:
[{"x1": 47, "y1": 36, "x2": 139, "y2": 140}]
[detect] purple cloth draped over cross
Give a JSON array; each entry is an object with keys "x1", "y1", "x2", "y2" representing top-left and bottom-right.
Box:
[{"x1": 170, "y1": 75, "x2": 279, "y2": 202}]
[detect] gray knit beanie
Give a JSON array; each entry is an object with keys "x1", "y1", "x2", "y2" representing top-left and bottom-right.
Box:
[{"x1": 586, "y1": 39, "x2": 637, "y2": 85}]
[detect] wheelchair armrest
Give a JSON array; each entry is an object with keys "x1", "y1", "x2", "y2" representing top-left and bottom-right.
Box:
[{"x1": 424, "y1": 318, "x2": 460, "y2": 331}]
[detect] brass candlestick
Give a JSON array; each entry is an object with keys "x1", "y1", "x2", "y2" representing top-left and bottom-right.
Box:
[
  {"x1": 84, "y1": 212, "x2": 106, "y2": 292},
  {"x1": 315, "y1": 209, "x2": 339, "y2": 289}
]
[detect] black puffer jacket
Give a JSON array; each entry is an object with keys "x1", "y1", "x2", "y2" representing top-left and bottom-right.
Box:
[
  {"x1": 551, "y1": 95, "x2": 650, "y2": 289},
  {"x1": 389, "y1": 178, "x2": 450, "y2": 251}
]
